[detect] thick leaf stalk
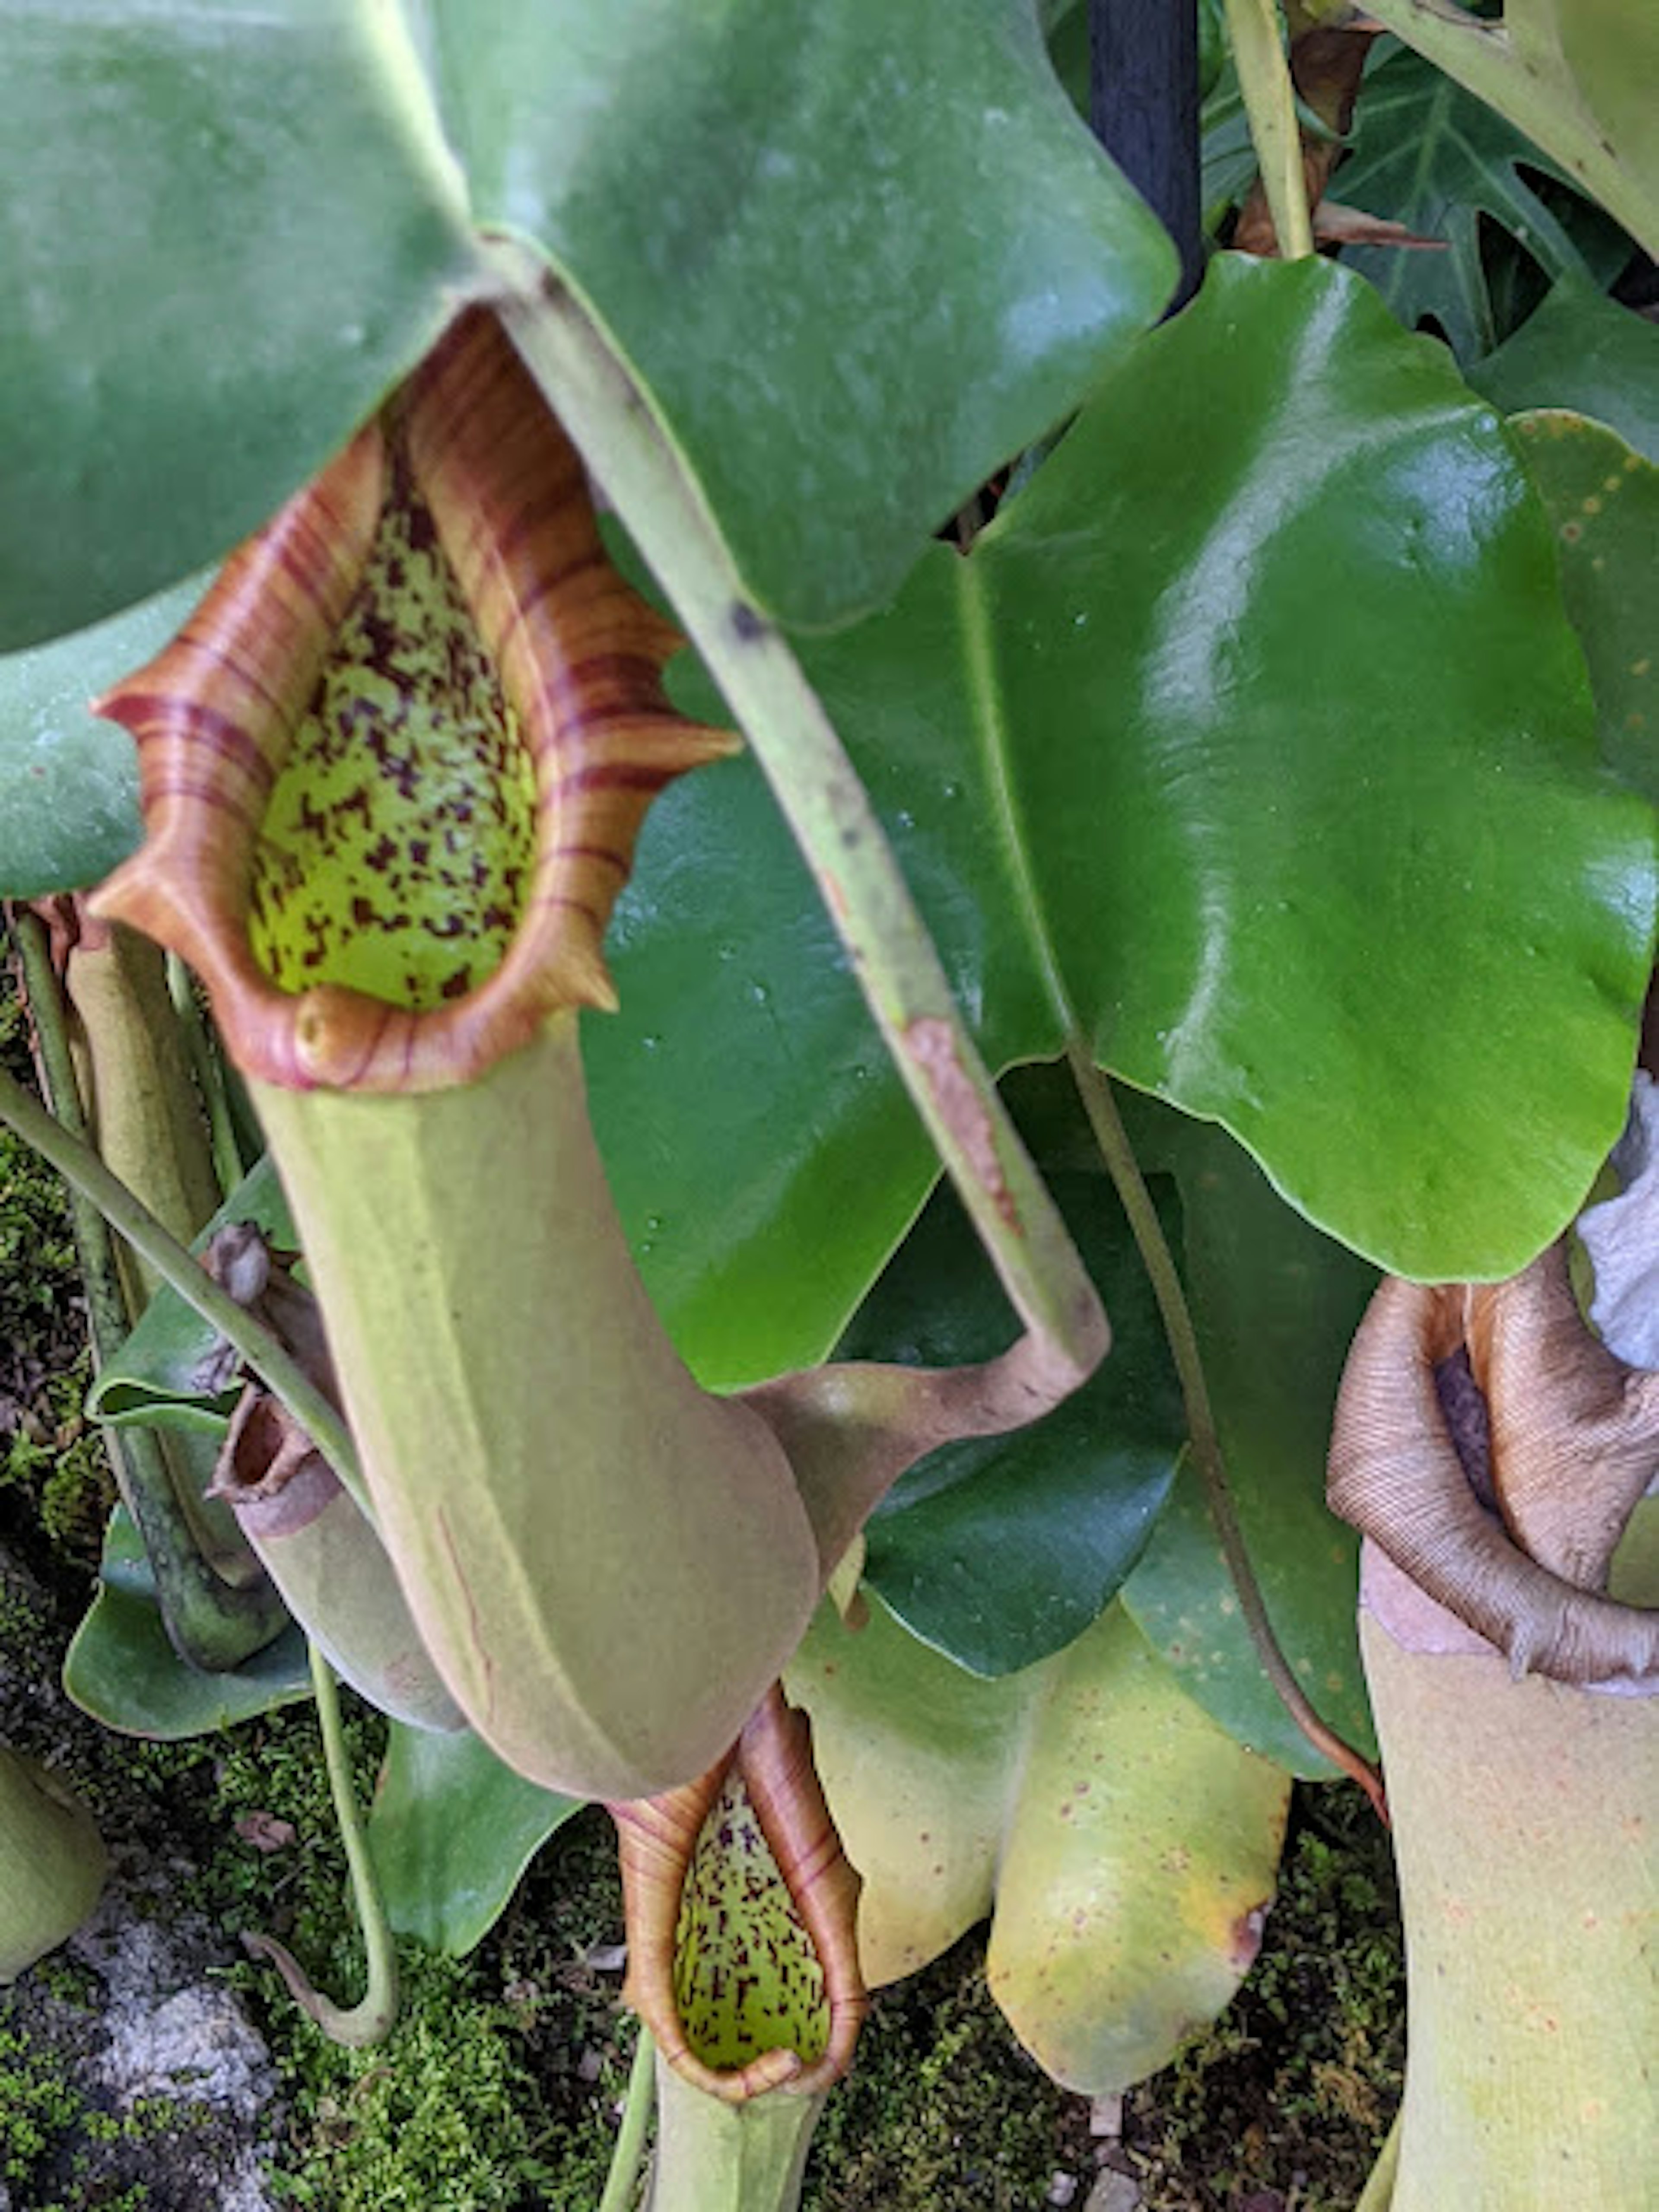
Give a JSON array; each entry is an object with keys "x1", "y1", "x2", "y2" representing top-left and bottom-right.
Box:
[{"x1": 89, "y1": 308, "x2": 1093, "y2": 1798}]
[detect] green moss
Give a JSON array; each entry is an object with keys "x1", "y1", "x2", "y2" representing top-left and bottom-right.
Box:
[
  {"x1": 1124, "y1": 1783, "x2": 1404, "y2": 2210},
  {"x1": 2, "y1": 1367, "x2": 113, "y2": 1568},
  {"x1": 0, "y1": 989, "x2": 114, "y2": 1575},
  {"x1": 265, "y1": 1951, "x2": 566, "y2": 2212},
  {"x1": 803, "y1": 1941, "x2": 1087, "y2": 2211},
  {"x1": 0, "y1": 2023, "x2": 84, "y2": 2190}
]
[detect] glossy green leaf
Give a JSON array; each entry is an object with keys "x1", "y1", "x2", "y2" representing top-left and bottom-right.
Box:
[
  {"x1": 89, "y1": 1157, "x2": 292, "y2": 1428},
  {"x1": 1336, "y1": 47, "x2": 1599, "y2": 359},
  {"x1": 0, "y1": 4, "x2": 479, "y2": 649},
  {"x1": 427, "y1": 0, "x2": 1176, "y2": 629},
  {"x1": 836, "y1": 1117, "x2": 1185, "y2": 1676},
  {"x1": 1510, "y1": 411, "x2": 1659, "y2": 803},
  {"x1": 805, "y1": 253, "x2": 1652, "y2": 1281},
  {"x1": 368, "y1": 1723, "x2": 581, "y2": 1958},
  {"x1": 1471, "y1": 280, "x2": 1659, "y2": 463},
  {"x1": 0, "y1": 571, "x2": 209, "y2": 896},
  {"x1": 984, "y1": 1066, "x2": 1375, "y2": 1771},
  {"x1": 587, "y1": 763, "x2": 930, "y2": 1387},
  {"x1": 63, "y1": 1508, "x2": 310, "y2": 1738},
  {"x1": 588, "y1": 253, "x2": 1653, "y2": 1398},
  {"x1": 1115, "y1": 1090, "x2": 1377, "y2": 1774}
]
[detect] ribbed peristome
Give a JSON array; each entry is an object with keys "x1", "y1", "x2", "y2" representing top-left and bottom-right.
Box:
[
  {"x1": 92, "y1": 306, "x2": 733, "y2": 1092},
  {"x1": 611, "y1": 1687, "x2": 868, "y2": 2104}
]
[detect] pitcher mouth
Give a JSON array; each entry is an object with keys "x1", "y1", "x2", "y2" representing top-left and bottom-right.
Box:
[
  {"x1": 90, "y1": 306, "x2": 734, "y2": 1094},
  {"x1": 612, "y1": 1687, "x2": 868, "y2": 2104}
]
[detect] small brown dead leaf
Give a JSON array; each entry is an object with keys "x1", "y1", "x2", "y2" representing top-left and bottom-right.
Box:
[{"x1": 234, "y1": 1810, "x2": 298, "y2": 1853}]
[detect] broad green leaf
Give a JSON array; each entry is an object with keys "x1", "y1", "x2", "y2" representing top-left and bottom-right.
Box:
[
  {"x1": 0, "y1": 3, "x2": 480, "y2": 649},
  {"x1": 836, "y1": 1110, "x2": 1185, "y2": 1676},
  {"x1": 801, "y1": 253, "x2": 1651, "y2": 1282},
  {"x1": 1336, "y1": 46, "x2": 1599, "y2": 359},
  {"x1": 0, "y1": 571, "x2": 207, "y2": 896},
  {"x1": 369, "y1": 1723, "x2": 581, "y2": 1958},
  {"x1": 89, "y1": 1157, "x2": 292, "y2": 1428},
  {"x1": 1471, "y1": 280, "x2": 1659, "y2": 463},
  {"x1": 588, "y1": 253, "x2": 1652, "y2": 1398},
  {"x1": 1115, "y1": 1091, "x2": 1378, "y2": 1775},
  {"x1": 789, "y1": 1594, "x2": 1289, "y2": 2091},
  {"x1": 587, "y1": 760, "x2": 934, "y2": 1386},
  {"x1": 63, "y1": 1507, "x2": 311, "y2": 1738},
  {"x1": 426, "y1": 0, "x2": 1176, "y2": 629},
  {"x1": 1510, "y1": 411, "x2": 1659, "y2": 803},
  {"x1": 989, "y1": 1066, "x2": 1376, "y2": 1771}
]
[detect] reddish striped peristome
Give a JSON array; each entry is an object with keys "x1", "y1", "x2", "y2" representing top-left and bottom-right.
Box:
[
  {"x1": 610, "y1": 1683, "x2": 869, "y2": 2104},
  {"x1": 89, "y1": 306, "x2": 736, "y2": 1094}
]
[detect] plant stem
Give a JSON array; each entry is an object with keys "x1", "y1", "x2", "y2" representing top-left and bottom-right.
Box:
[
  {"x1": 599, "y1": 2027, "x2": 658, "y2": 2212},
  {"x1": 167, "y1": 951, "x2": 248, "y2": 1198},
  {"x1": 1065, "y1": 1043, "x2": 1387, "y2": 1816},
  {"x1": 245, "y1": 1643, "x2": 399, "y2": 2047},
  {"x1": 10, "y1": 912, "x2": 286, "y2": 1664},
  {"x1": 0, "y1": 1054, "x2": 365, "y2": 1514},
  {"x1": 493, "y1": 248, "x2": 1107, "y2": 1398},
  {"x1": 1224, "y1": 0, "x2": 1316, "y2": 258}
]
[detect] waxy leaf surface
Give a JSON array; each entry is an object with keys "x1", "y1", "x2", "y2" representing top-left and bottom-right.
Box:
[
  {"x1": 64, "y1": 1509, "x2": 310, "y2": 1739},
  {"x1": 369, "y1": 1724, "x2": 581, "y2": 1958},
  {"x1": 0, "y1": 3, "x2": 477, "y2": 648},
  {"x1": 1511, "y1": 411, "x2": 1659, "y2": 804},
  {"x1": 425, "y1": 0, "x2": 1176, "y2": 627},
  {"x1": 0, "y1": 572, "x2": 207, "y2": 898},
  {"x1": 964, "y1": 256, "x2": 1651, "y2": 1278},
  {"x1": 588, "y1": 254, "x2": 1653, "y2": 1394},
  {"x1": 1473, "y1": 284, "x2": 1659, "y2": 464},
  {"x1": 836, "y1": 1136, "x2": 1185, "y2": 1677},
  {"x1": 1115, "y1": 1103, "x2": 1378, "y2": 1773}
]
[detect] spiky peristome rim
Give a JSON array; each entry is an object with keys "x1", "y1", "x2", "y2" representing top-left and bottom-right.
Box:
[
  {"x1": 611, "y1": 1686, "x2": 868, "y2": 2104},
  {"x1": 90, "y1": 307, "x2": 734, "y2": 1093}
]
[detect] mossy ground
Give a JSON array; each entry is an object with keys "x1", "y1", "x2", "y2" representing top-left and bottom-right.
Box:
[{"x1": 0, "y1": 974, "x2": 1403, "y2": 2209}]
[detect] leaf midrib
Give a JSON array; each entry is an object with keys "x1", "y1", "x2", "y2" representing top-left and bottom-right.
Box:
[{"x1": 954, "y1": 550, "x2": 1075, "y2": 1045}]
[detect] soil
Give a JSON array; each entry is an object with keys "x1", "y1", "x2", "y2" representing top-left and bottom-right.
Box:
[{"x1": 0, "y1": 993, "x2": 1403, "y2": 2211}]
